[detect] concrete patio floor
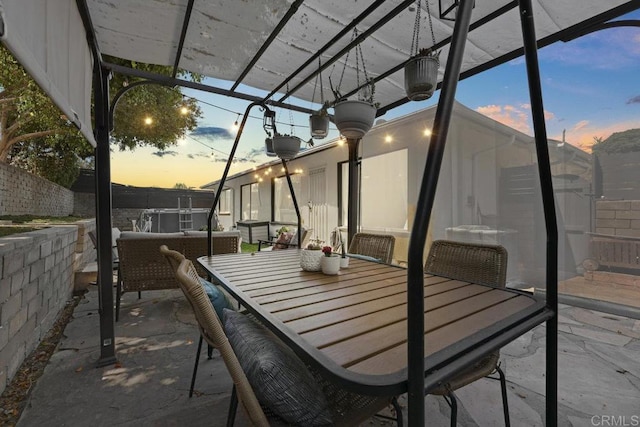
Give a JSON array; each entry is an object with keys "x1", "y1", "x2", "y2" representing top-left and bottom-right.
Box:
[{"x1": 17, "y1": 287, "x2": 640, "y2": 427}]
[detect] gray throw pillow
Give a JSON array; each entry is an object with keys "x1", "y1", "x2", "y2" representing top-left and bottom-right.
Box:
[{"x1": 223, "y1": 309, "x2": 332, "y2": 426}]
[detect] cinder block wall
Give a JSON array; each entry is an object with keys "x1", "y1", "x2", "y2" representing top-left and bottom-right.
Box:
[
  {"x1": 595, "y1": 200, "x2": 640, "y2": 237},
  {"x1": 0, "y1": 163, "x2": 74, "y2": 216},
  {"x1": 0, "y1": 226, "x2": 78, "y2": 394}
]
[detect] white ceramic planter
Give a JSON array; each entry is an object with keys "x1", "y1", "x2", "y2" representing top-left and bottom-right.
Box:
[
  {"x1": 300, "y1": 249, "x2": 323, "y2": 271},
  {"x1": 333, "y1": 100, "x2": 376, "y2": 139},
  {"x1": 321, "y1": 255, "x2": 341, "y2": 275},
  {"x1": 340, "y1": 257, "x2": 350, "y2": 269},
  {"x1": 404, "y1": 55, "x2": 439, "y2": 101},
  {"x1": 309, "y1": 114, "x2": 329, "y2": 139},
  {"x1": 272, "y1": 135, "x2": 301, "y2": 160}
]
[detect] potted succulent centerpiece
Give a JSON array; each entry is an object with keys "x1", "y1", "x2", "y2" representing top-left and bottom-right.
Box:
[
  {"x1": 272, "y1": 133, "x2": 302, "y2": 160},
  {"x1": 309, "y1": 103, "x2": 330, "y2": 140},
  {"x1": 321, "y1": 246, "x2": 341, "y2": 275},
  {"x1": 404, "y1": 48, "x2": 440, "y2": 101},
  {"x1": 300, "y1": 238, "x2": 324, "y2": 272}
]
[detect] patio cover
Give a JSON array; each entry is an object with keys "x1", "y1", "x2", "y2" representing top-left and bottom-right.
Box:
[
  {"x1": 1, "y1": 0, "x2": 638, "y2": 143},
  {"x1": 0, "y1": 0, "x2": 96, "y2": 146}
]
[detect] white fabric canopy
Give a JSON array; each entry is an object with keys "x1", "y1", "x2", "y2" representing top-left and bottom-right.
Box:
[
  {"x1": 1, "y1": 0, "x2": 638, "y2": 145},
  {"x1": 0, "y1": 0, "x2": 95, "y2": 146},
  {"x1": 87, "y1": 0, "x2": 637, "y2": 108}
]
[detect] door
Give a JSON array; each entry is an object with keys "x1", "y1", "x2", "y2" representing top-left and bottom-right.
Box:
[{"x1": 308, "y1": 167, "x2": 328, "y2": 243}]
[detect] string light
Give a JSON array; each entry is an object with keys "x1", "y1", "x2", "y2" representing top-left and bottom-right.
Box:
[
  {"x1": 232, "y1": 113, "x2": 241, "y2": 131},
  {"x1": 385, "y1": 135, "x2": 393, "y2": 143},
  {"x1": 144, "y1": 116, "x2": 153, "y2": 125},
  {"x1": 423, "y1": 128, "x2": 432, "y2": 136},
  {"x1": 180, "y1": 105, "x2": 189, "y2": 115}
]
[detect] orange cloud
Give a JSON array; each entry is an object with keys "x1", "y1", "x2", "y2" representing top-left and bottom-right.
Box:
[
  {"x1": 573, "y1": 120, "x2": 589, "y2": 131},
  {"x1": 552, "y1": 119, "x2": 640, "y2": 153},
  {"x1": 476, "y1": 104, "x2": 531, "y2": 134},
  {"x1": 476, "y1": 104, "x2": 556, "y2": 134}
]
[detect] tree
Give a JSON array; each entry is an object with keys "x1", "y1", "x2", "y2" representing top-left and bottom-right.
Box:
[
  {"x1": 173, "y1": 182, "x2": 188, "y2": 189},
  {"x1": 592, "y1": 129, "x2": 640, "y2": 154},
  {"x1": 0, "y1": 45, "x2": 202, "y2": 187},
  {"x1": 106, "y1": 56, "x2": 202, "y2": 151}
]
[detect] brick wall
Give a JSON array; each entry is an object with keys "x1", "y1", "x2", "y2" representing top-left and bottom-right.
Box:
[
  {"x1": 0, "y1": 163, "x2": 74, "y2": 216},
  {"x1": 0, "y1": 226, "x2": 79, "y2": 394},
  {"x1": 73, "y1": 193, "x2": 95, "y2": 218},
  {"x1": 595, "y1": 200, "x2": 640, "y2": 237}
]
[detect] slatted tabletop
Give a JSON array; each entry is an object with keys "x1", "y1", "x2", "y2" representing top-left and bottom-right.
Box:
[{"x1": 199, "y1": 249, "x2": 549, "y2": 393}]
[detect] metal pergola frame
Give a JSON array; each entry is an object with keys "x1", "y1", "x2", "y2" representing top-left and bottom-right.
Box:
[{"x1": 74, "y1": 0, "x2": 640, "y2": 424}]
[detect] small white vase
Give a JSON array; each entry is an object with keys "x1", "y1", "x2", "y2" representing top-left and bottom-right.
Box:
[
  {"x1": 340, "y1": 257, "x2": 349, "y2": 268},
  {"x1": 300, "y1": 249, "x2": 323, "y2": 271},
  {"x1": 321, "y1": 255, "x2": 341, "y2": 275}
]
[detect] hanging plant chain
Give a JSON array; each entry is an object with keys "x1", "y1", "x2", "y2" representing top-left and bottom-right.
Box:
[{"x1": 410, "y1": 0, "x2": 437, "y2": 57}]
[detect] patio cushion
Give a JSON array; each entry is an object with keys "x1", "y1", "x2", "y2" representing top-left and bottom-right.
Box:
[
  {"x1": 223, "y1": 309, "x2": 332, "y2": 426},
  {"x1": 199, "y1": 278, "x2": 233, "y2": 320}
]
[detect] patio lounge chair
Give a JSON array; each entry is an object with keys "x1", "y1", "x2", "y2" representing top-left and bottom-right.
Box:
[
  {"x1": 257, "y1": 227, "x2": 310, "y2": 251},
  {"x1": 160, "y1": 245, "x2": 402, "y2": 426},
  {"x1": 348, "y1": 232, "x2": 396, "y2": 264},
  {"x1": 424, "y1": 239, "x2": 510, "y2": 427}
]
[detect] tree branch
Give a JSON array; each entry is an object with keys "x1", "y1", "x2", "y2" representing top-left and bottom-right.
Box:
[
  {"x1": 5, "y1": 114, "x2": 35, "y2": 137},
  {"x1": 7, "y1": 129, "x2": 57, "y2": 147}
]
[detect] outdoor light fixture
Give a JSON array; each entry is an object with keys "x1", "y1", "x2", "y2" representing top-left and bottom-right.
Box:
[{"x1": 439, "y1": 0, "x2": 474, "y2": 21}]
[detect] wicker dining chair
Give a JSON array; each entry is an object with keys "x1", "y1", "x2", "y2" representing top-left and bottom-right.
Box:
[
  {"x1": 160, "y1": 245, "x2": 402, "y2": 427},
  {"x1": 348, "y1": 233, "x2": 396, "y2": 264},
  {"x1": 424, "y1": 239, "x2": 510, "y2": 427}
]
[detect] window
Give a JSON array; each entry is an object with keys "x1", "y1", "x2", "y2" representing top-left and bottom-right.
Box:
[
  {"x1": 218, "y1": 188, "x2": 232, "y2": 215},
  {"x1": 360, "y1": 149, "x2": 408, "y2": 230},
  {"x1": 240, "y1": 183, "x2": 260, "y2": 220},
  {"x1": 273, "y1": 174, "x2": 302, "y2": 222}
]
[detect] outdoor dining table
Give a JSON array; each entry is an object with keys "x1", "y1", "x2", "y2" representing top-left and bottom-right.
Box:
[{"x1": 198, "y1": 249, "x2": 551, "y2": 396}]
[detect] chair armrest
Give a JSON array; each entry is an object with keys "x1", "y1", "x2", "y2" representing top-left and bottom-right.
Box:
[{"x1": 258, "y1": 239, "x2": 277, "y2": 251}]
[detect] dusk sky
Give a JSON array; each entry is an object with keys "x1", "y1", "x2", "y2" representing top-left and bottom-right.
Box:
[{"x1": 111, "y1": 11, "x2": 640, "y2": 189}]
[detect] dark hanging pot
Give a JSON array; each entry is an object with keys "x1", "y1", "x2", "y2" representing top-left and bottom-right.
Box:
[
  {"x1": 309, "y1": 112, "x2": 329, "y2": 139},
  {"x1": 264, "y1": 137, "x2": 276, "y2": 157},
  {"x1": 404, "y1": 50, "x2": 439, "y2": 101},
  {"x1": 272, "y1": 134, "x2": 302, "y2": 160}
]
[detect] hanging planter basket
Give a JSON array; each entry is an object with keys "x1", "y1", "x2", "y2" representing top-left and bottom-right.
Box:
[
  {"x1": 309, "y1": 113, "x2": 329, "y2": 139},
  {"x1": 404, "y1": 53, "x2": 439, "y2": 101},
  {"x1": 333, "y1": 100, "x2": 377, "y2": 139},
  {"x1": 272, "y1": 134, "x2": 302, "y2": 160},
  {"x1": 264, "y1": 137, "x2": 277, "y2": 157}
]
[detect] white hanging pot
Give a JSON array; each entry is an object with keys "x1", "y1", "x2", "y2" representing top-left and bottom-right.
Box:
[
  {"x1": 333, "y1": 100, "x2": 376, "y2": 139},
  {"x1": 272, "y1": 135, "x2": 301, "y2": 160},
  {"x1": 404, "y1": 54, "x2": 439, "y2": 101},
  {"x1": 309, "y1": 113, "x2": 329, "y2": 139},
  {"x1": 264, "y1": 137, "x2": 276, "y2": 157}
]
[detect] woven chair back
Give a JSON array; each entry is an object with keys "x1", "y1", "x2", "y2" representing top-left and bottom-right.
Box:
[
  {"x1": 424, "y1": 240, "x2": 508, "y2": 287},
  {"x1": 159, "y1": 245, "x2": 270, "y2": 427},
  {"x1": 348, "y1": 233, "x2": 396, "y2": 264}
]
